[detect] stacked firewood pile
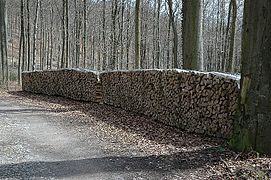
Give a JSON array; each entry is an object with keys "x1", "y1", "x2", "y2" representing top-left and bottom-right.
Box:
[
  {"x1": 22, "y1": 69, "x2": 101, "y2": 103},
  {"x1": 23, "y1": 69, "x2": 239, "y2": 138},
  {"x1": 100, "y1": 69, "x2": 239, "y2": 138}
]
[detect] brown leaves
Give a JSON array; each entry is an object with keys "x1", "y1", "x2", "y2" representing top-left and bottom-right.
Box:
[{"x1": 2, "y1": 90, "x2": 270, "y2": 179}]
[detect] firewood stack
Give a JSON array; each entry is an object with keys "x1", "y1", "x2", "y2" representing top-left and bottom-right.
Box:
[
  {"x1": 99, "y1": 69, "x2": 239, "y2": 138},
  {"x1": 22, "y1": 69, "x2": 101, "y2": 103},
  {"x1": 22, "y1": 70, "x2": 57, "y2": 95},
  {"x1": 23, "y1": 69, "x2": 239, "y2": 138}
]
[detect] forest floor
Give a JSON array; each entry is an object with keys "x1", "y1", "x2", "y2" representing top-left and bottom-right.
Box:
[{"x1": 0, "y1": 88, "x2": 270, "y2": 179}]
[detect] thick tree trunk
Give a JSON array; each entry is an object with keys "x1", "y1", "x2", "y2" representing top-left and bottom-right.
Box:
[
  {"x1": 182, "y1": 0, "x2": 203, "y2": 70},
  {"x1": 230, "y1": 0, "x2": 271, "y2": 154},
  {"x1": 222, "y1": 0, "x2": 232, "y2": 72},
  {"x1": 226, "y1": 0, "x2": 237, "y2": 72},
  {"x1": 167, "y1": 0, "x2": 178, "y2": 69}
]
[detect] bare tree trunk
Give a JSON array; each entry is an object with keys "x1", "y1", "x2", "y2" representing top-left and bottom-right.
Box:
[
  {"x1": 109, "y1": 0, "x2": 118, "y2": 70},
  {"x1": 166, "y1": 16, "x2": 171, "y2": 69},
  {"x1": 126, "y1": 0, "x2": 131, "y2": 70},
  {"x1": 152, "y1": 0, "x2": 157, "y2": 69},
  {"x1": 226, "y1": 0, "x2": 237, "y2": 72},
  {"x1": 134, "y1": 0, "x2": 141, "y2": 69},
  {"x1": 83, "y1": 0, "x2": 86, "y2": 68},
  {"x1": 102, "y1": 0, "x2": 106, "y2": 70},
  {"x1": 46, "y1": 31, "x2": 49, "y2": 69},
  {"x1": 74, "y1": 0, "x2": 80, "y2": 68},
  {"x1": 18, "y1": 0, "x2": 25, "y2": 83},
  {"x1": 11, "y1": 16, "x2": 14, "y2": 68},
  {"x1": 61, "y1": 0, "x2": 65, "y2": 68},
  {"x1": 119, "y1": 0, "x2": 125, "y2": 70},
  {"x1": 222, "y1": 0, "x2": 232, "y2": 71},
  {"x1": 39, "y1": 7, "x2": 45, "y2": 71},
  {"x1": 91, "y1": 28, "x2": 95, "y2": 69},
  {"x1": 182, "y1": 0, "x2": 202, "y2": 70},
  {"x1": 230, "y1": 0, "x2": 271, "y2": 154},
  {"x1": 32, "y1": 0, "x2": 40, "y2": 71},
  {"x1": 65, "y1": 0, "x2": 69, "y2": 68},
  {"x1": 26, "y1": 0, "x2": 30, "y2": 71},
  {"x1": 156, "y1": 0, "x2": 161, "y2": 69},
  {"x1": 49, "y1": 6, "x2": 53, "y2": 69},
  {"x1": 97, "y1": 28, "x2": 101, "y2": 70},
  {"x1": 0, "y1": 0, "x2": 8, "y2": 85},
  {"x1": 167, "y1": 0, "x2": 178, "y2": 68}
]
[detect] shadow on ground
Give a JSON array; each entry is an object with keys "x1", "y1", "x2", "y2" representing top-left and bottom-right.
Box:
[
  {"x1": 0, "y1": 109, "x2": 68, "y2": 114},
  {"x1": 0, "y1": 147, "x2": 224, "y2": 179},
  {"x1": 7, "y1": 91, "x2": 228, "y2": 150}
]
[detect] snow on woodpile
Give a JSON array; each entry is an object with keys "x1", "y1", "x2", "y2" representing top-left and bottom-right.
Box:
[
  {"x1": 22, "y1": 68, "x2": 239, "y2": 138},
  {"x1": 22, "y1": 69, "x2": 101, "y2": 103},
  {"x1": 100, "y1": 69, "x2": 239, "y2": 138}
]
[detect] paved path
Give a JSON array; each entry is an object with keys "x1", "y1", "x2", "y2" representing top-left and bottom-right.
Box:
[{"x1": 0, "y1": 97, "x2": 199, "y2": 180}]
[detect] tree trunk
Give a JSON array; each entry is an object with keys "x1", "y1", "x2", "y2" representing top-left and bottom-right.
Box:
[
  {"x1": 109, "y1": 0, "x2": 118, "y2": 70},
  {"x1": 32, "y1": 0, "x2": 40, "y2": 71},
  {"x1": 61, "y1": 0, "x2": 65, "y2": 68},
  {"x1": 126, "y1": 0, "x2": 131, "y2": 70},
  {"x1": 230, "y1": 0, "x2": 271, "y2": 154},
  {"x1": 134, "y1": 0, "x2": 141, "y2": 69},
  {"x1": 167, "y1": 0, "x2": 178, "y2": 69},
  {"x1": 65, "y1": 0, "x2": 69, "y2": 68},
  {"x1": 226, "y1": 0, "x2": 237, "y2": 72},
  {"x1": 49, "y1": 6, "x2": 53, "y2": 69},
  {"x1": 0, "y1": 0, "x2": 8, "y2": 85},
  {"x1": 26, "y1": 0, "x2": 30, "y2": 71},
  {"x1": 83, "y1": 0, "x2": 86, "y2": 68},
  {"x1": 156, "y1": 0, "x2": 161, "y2": 69},
  {"x1": 102, "y1": 0, "x2": 106, "y2": 70},
  {"x1": 222, "y1": 0, "x2": 232, "y2": 72},
  {"x1": 182, "y1": 0, "x2": 203, "y2": 70},
  {"x1": 119, "y1": 0, "x2": 125, "y2": 70},
  {"x1": 18, "y1": 0, "x2": 25, "y2": 83},
  {"x1": 74, "y1": 0, "x2": 80, "y2": 68}
]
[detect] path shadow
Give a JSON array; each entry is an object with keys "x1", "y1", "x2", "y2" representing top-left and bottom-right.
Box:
[
  {"x1": 0, "y1": 109, "x2": 56, "y2": 114},
  {"x1": 0, "y1": 147, "x2": 226, "y2": 179},
  {"x1": 0, "y1": 108, "x2": 71, "y2": 115},
  {"x1": 7, "y1": 91, "x2": 227, "y2": 151}
]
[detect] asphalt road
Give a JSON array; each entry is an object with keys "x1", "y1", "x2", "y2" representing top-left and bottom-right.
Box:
[{"x1": 0, "y1": 97, "x2": 197, "y2": 180}]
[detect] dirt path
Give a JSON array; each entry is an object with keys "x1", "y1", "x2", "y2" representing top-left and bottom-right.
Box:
[{"x1": 0, "y1": 90, "x2": 270, "y2": 179}]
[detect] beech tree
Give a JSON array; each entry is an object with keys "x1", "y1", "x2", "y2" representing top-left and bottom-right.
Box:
[
  {"x1": 0, "y1": 0, "x2": 8, "y2": 85},
  {"x1": 134, "y1": 0, "x2": 141, "y2": 69},
  {"x1": 225, "y1": 0, "x2": 237, "y2": 72},
  {"x1": 167, "y1": 0, "x2": 178, "y2": 68},
  {"x1": 182, "y1": 0, "x2": 203, "y2": 70},
  {"x1": 32, "y1": 0, "x2": 40, "y2": 71},
  {"x1": 230, "y1": 0, "x2": 271, "y2": 153}
]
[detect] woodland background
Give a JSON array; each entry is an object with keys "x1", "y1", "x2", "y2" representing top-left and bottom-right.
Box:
[{"x1": 2, "y1": 0, "x2": 243, "y2": 85}]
